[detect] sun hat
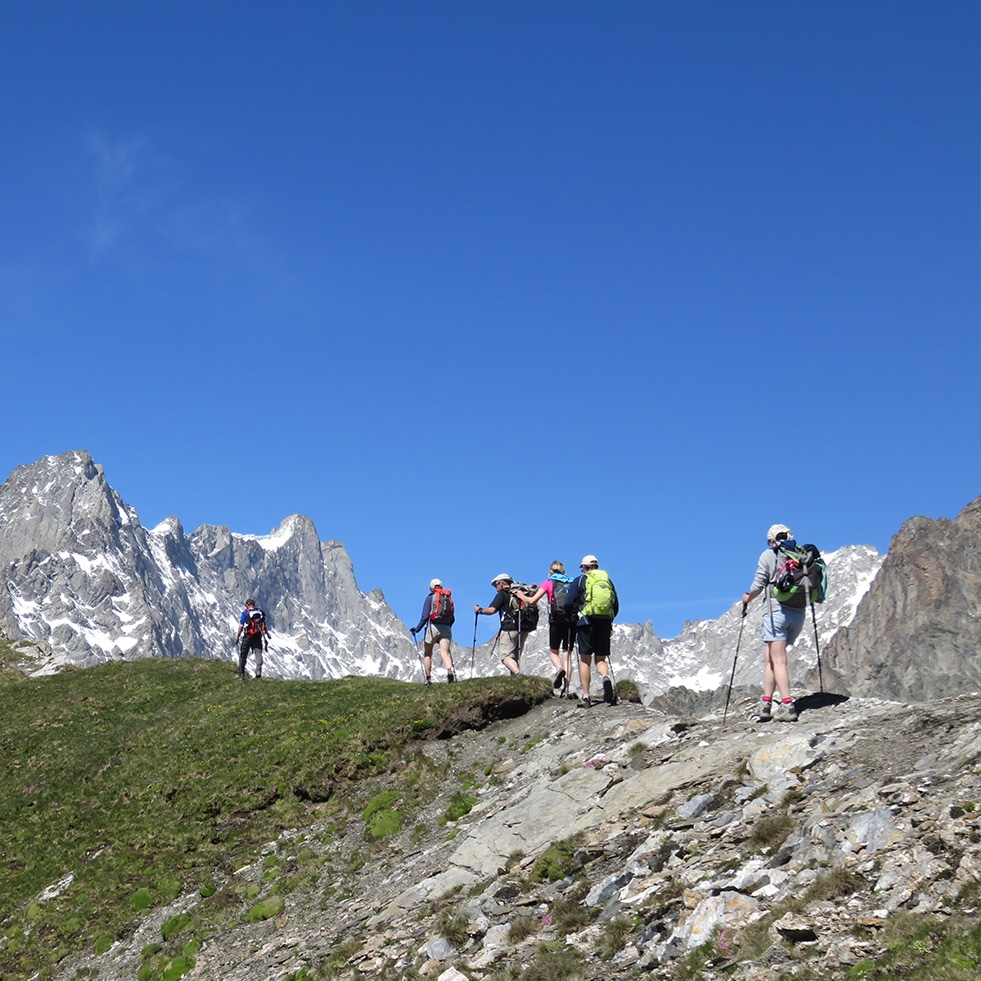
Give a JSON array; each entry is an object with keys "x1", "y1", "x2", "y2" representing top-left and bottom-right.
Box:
[
  {"x1": 429, "y1": 578, "x2": 442, "y2": 589},
  {"x1": 767, "y1": 524, "x2": 793, "y2": 542},
  {"x1": 580, "y1": 555, "x2": 599, "y2": 568},
  {"x1": 491, "y1": 573, "x2": 513, "y2": 586}
]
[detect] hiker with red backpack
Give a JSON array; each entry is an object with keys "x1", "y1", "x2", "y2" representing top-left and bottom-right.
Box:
[
  {"x1": 474, "y1": 573, "x2": 539, "y2": 676},
  {"x1": 234, "y1": 598, "x2": 268, "y2": 680},
  {"x1": 410, "y1": 578, "x2": 456, "y2": 683},
  {"x1": 513, "y1": 561, "x2": 577, "y2": 695},
  {"x1": 741, "y1": 524, "x2": 809, "y2": 722}
]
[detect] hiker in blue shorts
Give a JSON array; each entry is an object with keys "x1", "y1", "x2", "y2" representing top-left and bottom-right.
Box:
[{"x1": 742, "y1": 524, "x2": 805, "y2": 722}]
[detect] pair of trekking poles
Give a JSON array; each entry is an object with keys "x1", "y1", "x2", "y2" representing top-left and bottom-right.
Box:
[{"x1": 722, "y1": 587, "x2": 825, "y2": 724}]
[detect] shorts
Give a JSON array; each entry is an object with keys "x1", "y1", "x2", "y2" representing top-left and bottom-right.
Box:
[
  {"x1": 424, "y1": 622, "x2": 452, "y2": 644},
  {"x1": 577, "y1": 618, "x2": 612, "y2": 660},
  {"x1": 761, "y1": 605, "x2": 805, "y2": 644},
  {"x1": 499, "y1": 629, "x2": 529, "y2": 660},
  {"x1": 548, "y1": 621, "x2": 577, "y2": 651}
]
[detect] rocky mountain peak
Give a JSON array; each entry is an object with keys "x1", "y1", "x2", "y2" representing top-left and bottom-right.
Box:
[{"x1": 818, "y1": 495, "x2": 981, "y2": 700}]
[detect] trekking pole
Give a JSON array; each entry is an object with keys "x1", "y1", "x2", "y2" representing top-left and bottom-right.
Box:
[
  {"x1": 810, "y1": 597, "x2": 824, "y2": 693},
  {"x1": 413, "y1": 631, "x2": 430, "y2": 685},
  {"x1": 722, "y1": 604, "x2": 748, "y2": 724},
  {"x1": 471, "y1": 611, "x2": 479, "y2": 680}
]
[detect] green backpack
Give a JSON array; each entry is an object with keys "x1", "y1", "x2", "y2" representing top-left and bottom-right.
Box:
[{"x1": 582, "y1": 570, "x2": 615, "y2": 618}]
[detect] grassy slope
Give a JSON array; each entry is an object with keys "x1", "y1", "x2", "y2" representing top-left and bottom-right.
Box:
[{"x1": 0, "y1": 649, "x2": 551, "y2": 979}]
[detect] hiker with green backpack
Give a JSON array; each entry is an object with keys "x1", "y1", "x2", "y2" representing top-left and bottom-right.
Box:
[
  {"x1": 565, "y1": 555, "x2": 619, "y2": 708},
  {"x1": 741, "y1": 524, "x2": 828, "y2": 722}
]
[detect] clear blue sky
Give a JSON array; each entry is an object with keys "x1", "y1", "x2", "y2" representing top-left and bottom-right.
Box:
[{"x1": 2, "y1": 2, "x2": 978, "y2": 643}]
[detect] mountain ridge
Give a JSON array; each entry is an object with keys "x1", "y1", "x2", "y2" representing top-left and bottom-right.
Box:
[{"x1": 1, "y1": 450, "x2": 976, "y2": 707}]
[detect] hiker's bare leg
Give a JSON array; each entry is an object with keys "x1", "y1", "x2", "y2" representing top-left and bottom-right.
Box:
[
  {"x1": 438, "y1": 638, "x2": 453, "y2": 672},
  {"x1": 579, "y1": 652, "x2": 592, "y2": 696},
  {"x1": 423, "y1": 642, "x2": 434, "y2": 680},
  {"x1": 595, "y1": 655, "x2": 609, "y2": 679},
  {"x1": 764, "y1": 641, "x2": 791, "y2": 701}
]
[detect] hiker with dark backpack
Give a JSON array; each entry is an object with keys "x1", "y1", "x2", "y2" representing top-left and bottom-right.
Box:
[
  {"x1": 565, "y1": 555, "x2": 619, "y2": 707},
  {"x1": 410, "y1": 578, "x2": 456, "y2": 683},
  {"x1": 474, "y1": 573, "x2": 539, "y2": 676},
  {"x1": 514, "y1": 561, "x2": 577, "y2": 695},
  {"x1": 741, "y1": 524, "x2": 827, "y2": 722},
  {"x1": 234, "y1": 598, "x2": 268, "y2": 680}
]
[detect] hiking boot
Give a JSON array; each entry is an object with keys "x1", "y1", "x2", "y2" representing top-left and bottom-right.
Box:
[
  {"x1": 424, "y1": 676, "x2": 432, "y2": 686},
  {"x1": 752, "y1": 700, "x2": 773, "y2": 722},
  {"x1": 577, "y1": 695, "x2": 593, "y2": 709},
  {"x1": 774, "y1": 700, "x2": 798, "y2": 722},
  {"x1": 447, "y1": 671, "x2": 456, "y2": 683},
  {"x1": 602, "y1": 678, "x2": 615, "y2": 705},
  {"x1": 553, "y1": 668, "x2": 566, "y2": 691}
]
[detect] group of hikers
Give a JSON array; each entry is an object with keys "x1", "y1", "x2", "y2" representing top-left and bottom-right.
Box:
[
  {"x1": 411, "y1": 555, "x2": 620, "y2": 707},
  {"x1": 234, "y1": 523, "x2": 826, "y2": 720}
]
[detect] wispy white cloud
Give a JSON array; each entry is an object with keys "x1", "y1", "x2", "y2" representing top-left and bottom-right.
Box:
[
  {"x1": 82, "y1": 133, "x2": 276, "y2": 278},
  {"x1": 85, "y1": 132, "x2": 164, "y2": 259}
]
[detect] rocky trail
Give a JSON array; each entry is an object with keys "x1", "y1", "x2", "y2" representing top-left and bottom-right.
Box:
[{"x1": 56, "y1": 686, "x2": 981, "y2": 980}]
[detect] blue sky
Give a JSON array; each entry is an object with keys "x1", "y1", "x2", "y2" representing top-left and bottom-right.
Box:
[{"x1": 2, "y1": 1, "x2": 978, "y2": 643}]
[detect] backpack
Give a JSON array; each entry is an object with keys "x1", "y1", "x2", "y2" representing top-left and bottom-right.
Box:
[
  {"x1": 245, "y1": 609, "x2": 266, "y2": 637},
  {"x1": 773, "y1": 542, "x2": 828, "y2": 608},
  {"x1": 548, "y1": 574, "x2": 576, "y2": 623},
  {"x1": 505, "y1": 584, "x2": 539, "y2": 632},
  {"x1": 582, "y1": 570, "x2": 616, "y2": 618},
  {"x1": 429, "y1": 587, "x2": 455, "y2": 625}
]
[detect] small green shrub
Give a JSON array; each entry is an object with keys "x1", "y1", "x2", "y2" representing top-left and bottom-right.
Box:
[
  {"x1": 365, "y1": 808, "x2": 402, "y2": 840},
  {"x1": 131, "y1": 887, "x2": 153, "y2": 912},
  {"x1": 436, "y1": 910, "x2": 469, "y2": 947},
  {"x1": 508, "y1": 915, "x2": 538, "y2": 943},
  {"x1": 440, "y1": 792, "x2": 477, "y2": 824},
  {"x1": 244, "y1": 895, "x2": 285, "y2": 923},
  {"x1": 749, "y1": 813, "x2": 795, "y2": 852},
  {"x1": 529, "y1": 836, "x2": 581, "y2": 883}
]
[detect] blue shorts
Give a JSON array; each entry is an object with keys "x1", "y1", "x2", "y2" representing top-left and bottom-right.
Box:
[{"x1": 761, "y1": 605, "x2": 805, "y2": 644}]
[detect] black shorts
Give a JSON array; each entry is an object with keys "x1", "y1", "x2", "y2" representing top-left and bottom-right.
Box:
[
  {"x1": 548, "y1": 620, "x2": 577, "y2": 651},
  {"x1": 577, "y1": 618, "x2": 612, "y2": 660}
]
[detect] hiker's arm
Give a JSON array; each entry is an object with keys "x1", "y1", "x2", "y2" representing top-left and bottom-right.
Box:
[
  {"x1": 523, "y1": 586, "x2": 547, "y2": 605},
  {"x1": 412, "y1": 596, "x2": 432, "y2": 634}
]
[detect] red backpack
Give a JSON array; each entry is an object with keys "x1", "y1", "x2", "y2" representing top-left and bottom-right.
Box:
[{"x1": 429, "y1": 587, "x2": 455, "y2": 625}]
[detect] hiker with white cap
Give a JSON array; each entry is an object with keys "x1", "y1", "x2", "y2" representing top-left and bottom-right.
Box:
[
  {"x1": 741, "y1": 524, "x2": 804, "y2": 722},
  {"x1": 474, "y1": 573, "x2": 534, "y2": 675},
  {"x1": 411, "y1": 578, "x2": 456, "y2": 683},
  {"x1": 565, "y1": 555, "x2": 619, "y2": 707}
]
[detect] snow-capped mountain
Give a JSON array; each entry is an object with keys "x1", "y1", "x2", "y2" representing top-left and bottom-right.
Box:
[
  {"x1": 0, "y1": 451, "x2": 417, "y2": 679},
  {"x1": 0, "y1": 450, "x2": 891, "y2": 693}
]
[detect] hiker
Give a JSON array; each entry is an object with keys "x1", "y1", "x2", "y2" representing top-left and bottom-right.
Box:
[
  {"x1": 514, "y1": 561, "x2": 577, "y2": 695},
  {"x1": 410, "y1": 578, "x2": 456, "y2": 683},
  {"x1": 566, "y1": 555, "x2": 619, "y2": 707},
  {"x1": 234, "y1": 598, "x2": 268, "y2": 680},
  {"x1": 741, "y1": 524, "x2": 804, "y2": 721},
  {"x1": 474, "y1": 573, "x2": 536, "y2": 675}
]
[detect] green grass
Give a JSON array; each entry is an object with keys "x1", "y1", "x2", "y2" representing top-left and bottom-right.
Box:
[
  {"x1": 845, "y1": 913, "x2": 981, "y2": 980},
  {"x1": 0, "y1": 655, "x2": 551, "y2": 979}
]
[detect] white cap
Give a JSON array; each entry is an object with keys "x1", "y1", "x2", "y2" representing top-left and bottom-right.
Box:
[
  {"x1": 429, "y1": 578, "x2": 442, "y2": 589},
  {"x1": 767, "y1": 524, "x2": 793, "y2": 542},
  {"x1": 491, "y1": 573, "x2": 513, "y2": 586},
  {"x1": 580, "y1": 555, "x2": 599, "y2": 568}
]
